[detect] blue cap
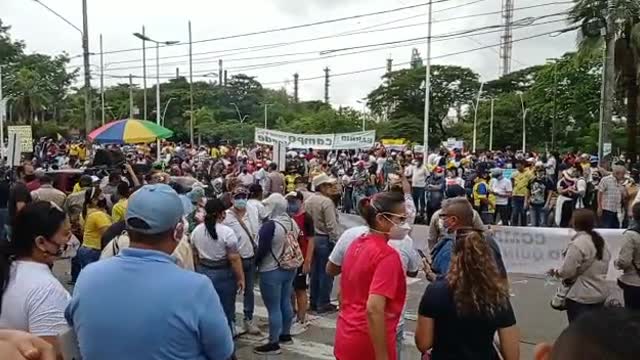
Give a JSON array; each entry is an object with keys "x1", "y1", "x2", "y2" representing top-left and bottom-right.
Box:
[{"x1": 126, "y1": 184, "x2": 184, "y2": 234}]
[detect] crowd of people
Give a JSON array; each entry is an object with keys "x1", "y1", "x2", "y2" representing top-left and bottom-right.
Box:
[{"x1": 0, "y1": 137, "x2": 639, "y2": 360}]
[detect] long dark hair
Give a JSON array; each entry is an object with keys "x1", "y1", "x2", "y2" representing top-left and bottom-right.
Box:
[
  {"x1": 447, "y1": 230, "x2": 510, "y2": 316},
  {"x1": 357, "y1": 191, "x2": 405, "y2": 230},
  {"x1": 0, "y1": 201, "x2": 66, "y2": 314},
  {"x1": 572, "y1": 209, "x2": 605, "y2": 260},
  {"x1": 204, "y1": 198, "x2": 228, "y2": 241}
]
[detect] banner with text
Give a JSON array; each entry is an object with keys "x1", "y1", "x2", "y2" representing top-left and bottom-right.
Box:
[
  {"x1": 8, "y1": 125, "x2": 33, "y2": 153},
  {"x1": 255, "y1": 129, "x2": 376, "y2": 150}
]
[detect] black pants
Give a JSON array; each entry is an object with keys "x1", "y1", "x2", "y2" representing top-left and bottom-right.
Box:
[
  {"x1": 494, "y1": 205, "x2": 510, "y2": 226},
  {"x1": 619, "y1": 280, "x2": 640, "y2": 310},
  {"x1": 566, "y1": 299, "x2": 604, "y2": 323}
]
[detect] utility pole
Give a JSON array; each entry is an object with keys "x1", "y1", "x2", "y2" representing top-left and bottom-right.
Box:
[
  {"x1": 142, "y1": 26, "x2": 147, "y2": 121},
  {"x1": 175, "y1": 68, "x2": 180, "y2": 79},
  {"x1": 423, "y1": 0, "x2": 433, "y2": 160},
  {"x1": 188, "y1": 21, "x2": 194, "y2": 146},
  {"x1": 293, "y1": 73, "x2": 299, "y2": 103},
  {"x1": 224, "y1": 70, "x2": 228, "y2": 86},
  {"x1": 100, "y1": 34, "x2": 105, "y2": 126},
  {"x1": 489, "y1": 98, "x2": 495, "y2": 151},
  {"x1": 129, "y1": 74, "x2": 134, "y2": 119},
  {"x1": 264, "y1": 104, "x2": 273, "y2": 129},
  {"x1": 598, "y1": 0, "x2": 615, "y2": 163},
  {"x1": 218, "y1": 60, "x2": 223, "y2": 85},
  {"x1": 552, "y1": 62, "x2": 557, "y2": 150},
  {"x1": 386, "y1": 57, "x2": 393, "y2": 73},
  {"x1": 323, "y1": 67, "x2": 330, "y2": 104},
  {"x1": 81, "y1": 0, "x2": 92, "y2": 134}
]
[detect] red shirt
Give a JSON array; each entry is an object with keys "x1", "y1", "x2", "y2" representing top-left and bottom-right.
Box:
[
  {"x1": 292, "y1": 212, "x2": 313, "y2": 259},
  {"x1": 334, "y1": 233, "x2": 406, "y2": 360}
]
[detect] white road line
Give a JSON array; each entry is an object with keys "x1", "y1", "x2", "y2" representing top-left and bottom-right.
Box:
[
  {"x1": 236, "y1": 302, "x2": 416, "y2": 346},
  {"x1": 239, "y1": 334, "x2": 336, "y2": 360}
]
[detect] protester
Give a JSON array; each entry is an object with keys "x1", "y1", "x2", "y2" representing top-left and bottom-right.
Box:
[
  {"x1": 549, "y1": 209, "x2": 611, "y2": 323},
  {"x1": 615, "y1": 201, "x2": 640, "y2": 310},
  {"x1": 415, "y1": 198, "x2": 519, "y2": 360},
  {"x1": 223, "y1": 185, "x2": 261, "y2": 335},
  {"x1": 76, "y1": 187, "x2": 111, "y2": 271},
  {"x1": 305, "y1": 173, "x2": 341, "y2": 314},
  {"x1": 248, "y1": 183, "x2": 267, "y2": 220},
  {"x1": 285, "y1": 191, "x2": 315, "y2": 335},
  {"x1": 490, "y1": 168, "x2": 512, "y2": 226},
  {"x1": 110, "y1": 182, "x2": 130, "y2": 223},
  {"x1": 7, "y1": 164, "x2": 33, "y2": 239},
  {"x1": 533, "y1": 308, "x2": 640, "y2": 360},
  {"x1": 192, "y1": 197, "x2": 245, "y2": 335},
  {"x1": 333, "y1": 191, "x2": 407, "y2": 360},
  {"x1": 597, "y1": 164, "x2": 627, "y2": 228},
  {"x1": 265, "y1": 162, "x2": 286, "y2": 196},
  {"x1": 527, "y1": 166, "x2": 555, "y2": 227},
  {"x1": 29, "y1": 175, "x2": 66, "y2": 209},
  {"x1": 426, "y1": 167, "x2": 445, "y2": 223},
  {"x1": 407, "y1": 158, "x2": 428, "y2": 217},
  {"x1": 0, "y1": 202, "x2": 70, "y2": 352},
  {"x1": 254, "y1": 194, "x2": 302, "y2": 355},
  {"x1": 511, "y1": 160, "x2": 532, "y2": 226},
  {"x1": 66, "y1": 184, "x2": 234, "y2": 360}
]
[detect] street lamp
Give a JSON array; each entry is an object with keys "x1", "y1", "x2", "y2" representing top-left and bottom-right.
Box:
[
  {"x1": 161, "y1": 98, "x2": 176, "y2": 127},
  {"x1": 133, "y1": 32, "x2": 179, "y2": 159},
  {"x1": 263, "y1": 103, "x2": 273, "y2": 129},
  {"x1": 472, "y1": 82, "x2": 485, "y2": 153},
  {"x1": 230, "y1": 103, "x2": 249, "y2": 124},
  {"x1": 357, "y1": 100, "x2": 367, "y2": 131},
  {"x1": 519, "y1": 93, "x2": 529, "y2": 153}
]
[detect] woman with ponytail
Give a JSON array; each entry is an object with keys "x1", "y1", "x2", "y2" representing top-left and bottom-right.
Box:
[
  {"x1": 550, "y1": 209, "x2": 611, "y2": 323},
  {"x1": 77, "y1": 186, "x2": 111, "y2": 271},
  {"x1": 0, "y1": 201, "x2": 70, "y2": 354},
  {"x1": 192, "y1": 198, "x2": 244, "y2": 332},
  {"x1": 415, "y1": 197, "x2": 520, "y2": 360},
  {"x1": 334, "y1": 191, "x2": 409, "y2": 360}
]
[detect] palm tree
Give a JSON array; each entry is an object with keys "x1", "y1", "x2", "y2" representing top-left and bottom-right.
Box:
[
  {"x1": 570, "y1": 0, "x2": 640, "y2": 161},
  {"x1": 11, "y1": 68, "x2": 50, "y2": 124}
]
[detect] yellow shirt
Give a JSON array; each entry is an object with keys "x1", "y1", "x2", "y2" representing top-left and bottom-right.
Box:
[
  {"x1": 83, "y1": 209, "x2": 112, "y2": 250},
  {"x1": 512, "y1": 169, "x2": 533, "y2": 197},
  {"x1": 69, "y1": 144, "x2": 79, "y2": 157},
  {"x1": 111, "y1": 198, "x2": 128, "y2": 223},
  {"x1": 78, "y1": 147, "x2": 87, "y2": 161},
  {"x1": 285, "y1": 174, "x2": 299, "y2": 193},
  {"x1": 211, "y1": 148, "x2": 220, "y2": 159}
]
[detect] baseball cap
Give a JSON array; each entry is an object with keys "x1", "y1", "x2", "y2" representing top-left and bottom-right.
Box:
[
  {"x1": 312, "y1": 173, "x2": 337, "y2": 189},
  {"x1": 126, "y1": 184, "x2": 184, "y2": 234},
  {"x1": 445, "y1": 185, "x2": 466, "y2": 198},
  {"x1": 232, "y1": 186, "x2": 250, "y2": 196}
]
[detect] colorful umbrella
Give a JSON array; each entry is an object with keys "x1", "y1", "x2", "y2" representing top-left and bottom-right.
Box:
[{"x1": 88, "y1": 118, "x2": 173, "y2": 144}]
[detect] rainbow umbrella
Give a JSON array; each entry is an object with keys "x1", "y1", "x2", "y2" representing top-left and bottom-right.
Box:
[{"x1": 88, "y1": 118, "x2": 173, "y2": 144}]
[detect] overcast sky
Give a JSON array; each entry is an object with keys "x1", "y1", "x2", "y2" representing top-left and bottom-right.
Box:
[{"x1": 1, "y1": 0, "x2": 577, "y2": 108}]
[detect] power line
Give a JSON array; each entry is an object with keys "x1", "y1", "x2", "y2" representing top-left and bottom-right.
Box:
[
  {"x1": 100, "y1": 16, "x2": 567, "y2": 77},
  {"x1": 80, "y1": 2, "x2": 571, "y2": 73}
]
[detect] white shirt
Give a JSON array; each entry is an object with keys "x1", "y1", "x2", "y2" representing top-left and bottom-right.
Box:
[
  {"x1": 0, "y1": 261, "x2": 70, "y2": 336},
  {"x1": 248, "y1": 199, "x2": 267, "y2": 220},
  {"x1": 410, "y1": 165, "x2": 428, "y2": 188},
  {"x1": 491, "y1": 177, "x2": 513, "y2": 205},
  {"x1": 237, "y1": 173, "x2": 255, "y2": 187},
  {"x1": 223, "y1": 205, "x2": 260, "y2": 259},
  {"x1": 192, "y1": 223, "x2": 238, "y2": 261}
]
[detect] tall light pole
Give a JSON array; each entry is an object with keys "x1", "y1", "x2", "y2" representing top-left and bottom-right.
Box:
[
  {"x1": 188, "y1": 21, "x2": 194, "y2": 146},
  {"x1": 161, "y1": 98, "x2": 176, "y2": 126},
  {"x1": 263, "y1": 103, "x2": 273, "y2": 129},
  {"x1": 357, "y1": 99, "x2": 366, "y2": 131},
  {"x1": 423, "y1": 0, "x2": 433, "y2": 161},
  {"x1": 32, "y1": 0, "x2": 92, "y2": 134},
  {"x1": 133, "y1": 32, "x2": 179, "y2": 160},
  {"x1": 141, "y1": 26, "x2": 148, "y2": 121},
  {"x1": 519, "y1": 93, "x2": 528, "y2": 153},
  {"x1": 472, "y1": 82, "x2": 485, "y2": 153},
  {"x1": 230, "y1": 103, "x2": 248, "y2": 123},
  {"x1": 489, "y1": 98, "x2": 495, "y2": 151},
  {"x1": 100, "y1": 34, "x2": 105, "y2": 126}
]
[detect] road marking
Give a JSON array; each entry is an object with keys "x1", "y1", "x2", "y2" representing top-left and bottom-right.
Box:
[
  {"x1": 236, "y1": 302, "x2": 416, "y2": 346},
  {"x1": 239, "y1": 334, "x2": 336, "y2": 360}
]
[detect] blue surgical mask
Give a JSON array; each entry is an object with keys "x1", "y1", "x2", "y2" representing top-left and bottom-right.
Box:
[
  {"x1": 287, "y1": 202, "x2": 301, "y2": 215},
  {"x1": 234, "y1": 199, "x2": 248, "y2": 209}
]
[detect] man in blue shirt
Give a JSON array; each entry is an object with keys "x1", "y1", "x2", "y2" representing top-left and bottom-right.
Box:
[{"x1": 65, "y1": 184, "x2": 234, "y2": 360}]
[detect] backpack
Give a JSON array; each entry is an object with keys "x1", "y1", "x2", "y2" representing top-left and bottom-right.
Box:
[{"x1": 272, "y1": 220, "x2": 304, "y2": 270}]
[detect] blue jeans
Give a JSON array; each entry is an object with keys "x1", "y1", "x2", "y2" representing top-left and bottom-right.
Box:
[
  {"x1": 310, "y1": 235, "x2": 334, "y2": 309},
  {"x1": 76, "y1": 246, "x2": 101, "y2": 272},
  {"x1": 511, "y1": 196, "x2": 527, "y2": 226},
  {"x1": 242, "y1": 257, "x2": 256, "y2": 321},
  {"x1": 197, "y1": 265, "x2": 237, "y2": 331},
  {"x1": 530, "y1": 204, "x2": 547, "y2": 227},
  {"x1": 259, "y1": 268, "x2": 296, "y2": 343},
  {"x1": 601, "y1": 210, "x2": 620, "y2": 229}
]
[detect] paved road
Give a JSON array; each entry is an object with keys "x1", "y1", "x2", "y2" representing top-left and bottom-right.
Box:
[{"x1": 54, "y1": 260, "x2": 570, "y2": 359}]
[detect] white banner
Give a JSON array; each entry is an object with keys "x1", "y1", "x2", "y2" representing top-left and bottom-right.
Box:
[
  {"x1": 255, "y1": 128, "x2": 375, "y2": 150},
  {"x1": 7, "y1": 125, "x2": 33, "y2": 153},
  {"x1": 340, "y1": 214, "x2": 624, "y2": 280}
]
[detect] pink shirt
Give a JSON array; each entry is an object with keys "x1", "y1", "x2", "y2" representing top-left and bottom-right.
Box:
[{"x1": 334, "y1": 233, "x2": 406, "y2": 360}]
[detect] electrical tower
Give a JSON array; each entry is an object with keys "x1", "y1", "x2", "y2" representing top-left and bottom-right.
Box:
[
  {"x1": 386, "y1": 57, "x2": 393, "y2": 74},
  {"x1": 293, "y1": 73, "x2": 299, "y2": 103},
  {"x1": 218, "y1": 59, "x2": 223, "y2": 85},
  {"x1": 499, "y1": 0, "x2": 514, "y2": 76},
  {"x1": 324, "y1": 67, "x2": 330, "y2": 104}
]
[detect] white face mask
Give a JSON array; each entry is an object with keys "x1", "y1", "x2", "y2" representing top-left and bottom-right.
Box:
[{"x1": 389, "y1": 222, "x2": 412, "y2": 240}]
